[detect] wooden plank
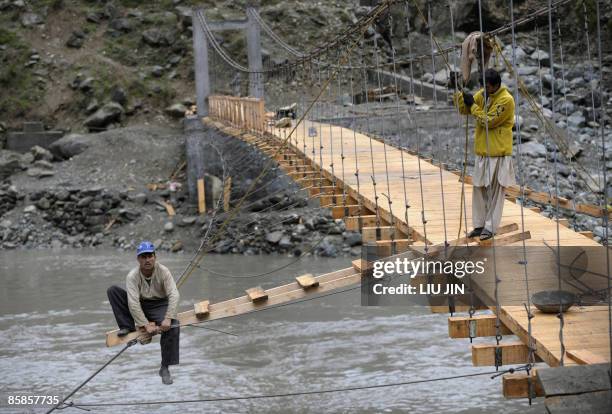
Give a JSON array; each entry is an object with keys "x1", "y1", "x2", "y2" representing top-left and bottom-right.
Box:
[
  {"x1": 223, "y1": 177, "x2": 232, "y2": 212},
  {"x1": 537, "y1": 363, "x2": 612, "y2": 396},
  {"x1": 579, "y1": 231, "x2": 594, "y2": 239},
  {"x1": 344, "y1": 215, "x2": 380, "y2": 231},
  {"x1": 502, "y1": 370, "x2": 544, "y2": 399},
  {"x1": 197, "y1": 178, "x2": 206, "y2": 214},
  {"x1": 295, "y1": 273, "x2": 319, "y2": 289},
  {"x1": 478, "y1": 230, "x2": 530, "y2": 247},
  {"x1": 545, "y1": 390, "x2": 612, "y2": 414},
  {"x1": 373, "y1": 239, "x2": 413, "y2": 256},
  {"x1": 161, "y1": 201, "x2": 175, "y2": 217},
  {"x1": 106, "y1": 267, "x2": 360, "y2": 346},
  {"x1": 471, "y1": 341, "x2": 531, "y2": 366},
  {"x1": 566, "y1": 349, "x2": 609, "y2": 365},
  {"x1": 448, "y1": 314, "x2": 512, "y2": 338},
  {"x1": 245, "y1": 286, "x2": 268, "y2": 303},
  {"x1": 193, "y1": 300, "x2": 210, "y2": 318},
  {"x1": 331, "y1": 205, "x2": 363, "y2": 219},
  {"x1": 362, "y1": 226, "x2": 401, "y2": 242}
]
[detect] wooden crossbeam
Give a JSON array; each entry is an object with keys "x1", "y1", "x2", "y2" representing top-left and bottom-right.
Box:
[
  {"x1": 361, "y1": 226, "x2": 402, "y2": 242},
  {"x1": 246, "y1": 286, "x2": 268, "y2": 303},
  {"x1": 448, "y1": 314, "x2": 512, "y2": 338},
  {"x1": 309, "y1": 186, "x2": 343, "y2": 196},
  {"x1": 373, "y1": 239, "x2": 413, "y2": 256},
  {"x1": 331, "y1": 205, "x2": 363, "y2": 219},
  {"x1": 472, "y1": 341, "x2": 534, "y2": 366},
  {"x1": 478, "y1": 230, "x2": 531, "y2": 247},
  {"x1": 502, "y1": 370, "x2": 544, "y2": 399},
  {"x1": 344, "y1": 215, "x2": 380, "y2": 231},
  {"x1": 194, "y1": 300, "x2": 210, "y2": 318},
  {"x1": 106, "y1": 267, "x2": 360, "y2": 347}
]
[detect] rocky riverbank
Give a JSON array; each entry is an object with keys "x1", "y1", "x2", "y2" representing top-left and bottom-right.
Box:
[{"x1": 0, "y1": 123, "x2": 364, "y2": 256}]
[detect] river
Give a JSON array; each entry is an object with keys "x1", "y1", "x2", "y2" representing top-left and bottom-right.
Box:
[{"x1": 1, "y1": 249, "x2": 541, "y2": 413}]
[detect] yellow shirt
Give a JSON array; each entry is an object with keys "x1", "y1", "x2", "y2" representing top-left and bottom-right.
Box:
[
  {"x1": 126, "y1": 262, "x2": 179, "y2": 327},
  {"x1": 454, "y1": 86, "x2": 515, "y2": 157}
]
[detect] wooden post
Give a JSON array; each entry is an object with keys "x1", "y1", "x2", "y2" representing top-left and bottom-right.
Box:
[
  {"x1": 223, "y1": 177, "x2": 232, "y2": 212},
  {"x1": 197, "y1": 178, "x2": 206, "y2": 214}
]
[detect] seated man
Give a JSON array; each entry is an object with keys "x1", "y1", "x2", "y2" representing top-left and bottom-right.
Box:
[{"x1": 107, "y1": 241, "x2": 180, "y2": 385}]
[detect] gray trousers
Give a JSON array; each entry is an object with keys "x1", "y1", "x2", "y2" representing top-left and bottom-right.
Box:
[
  {"x1": 472, "y1": 182, "x2": 505, "y2": 233},
  {"x1": 107, "y1": 285, "x2": 179, "y2": 367}
]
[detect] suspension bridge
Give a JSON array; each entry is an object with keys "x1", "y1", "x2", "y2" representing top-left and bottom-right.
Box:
[{"x1": 70, "y1": 0, "x2": 612, "y2": 412}]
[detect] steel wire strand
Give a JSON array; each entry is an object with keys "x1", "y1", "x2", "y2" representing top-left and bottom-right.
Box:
[
  {"x1": 509, "y1": 0, "x2": 537, "y2": 402},
  {"x1": 62, "y1": 370, "x2": 502, "y2": 409},
  {"x1": 177, "y1": 3, "x2": 394, "y2": 289}
]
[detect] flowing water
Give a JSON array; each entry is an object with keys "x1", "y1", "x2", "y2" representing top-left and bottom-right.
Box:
[{"x1": 1, "y1": 249, "x2": 541, "y2": 413}]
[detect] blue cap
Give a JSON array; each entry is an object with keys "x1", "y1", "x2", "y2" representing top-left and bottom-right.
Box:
[{"x1": 137, "y1": 241, "x2": 155, "y2": 256}]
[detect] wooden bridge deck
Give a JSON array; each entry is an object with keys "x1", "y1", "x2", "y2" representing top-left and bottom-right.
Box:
[
  {"x1": 280, "y1": 119, "x2": 602, "y2": 248},
  {"x1": 267, "y1": 118, "x2": 610, "y2": 367}
]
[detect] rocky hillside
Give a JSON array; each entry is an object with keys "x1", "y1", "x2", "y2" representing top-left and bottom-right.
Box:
[{"x1": 1, "y1": 0, "x2": 609, "y2": 139}]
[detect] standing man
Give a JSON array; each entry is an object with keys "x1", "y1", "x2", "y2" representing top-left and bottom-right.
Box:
[
  {"x1": 107, "y1": 241, "x2": 180, "y2": 385},
  {"x1": 455, "y1": 68, "x2": 516, "y2": 241}
]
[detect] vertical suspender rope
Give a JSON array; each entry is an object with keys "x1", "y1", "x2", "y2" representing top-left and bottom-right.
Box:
[
  {"x1": 426, "y1": 1, "x2": 450, "y2": 249},
  {"x1": 547, "y1": 0, "x2": 565, "y2": 367},
  {"x1": 359, "y1": 42, "x2": 383, "y2": 231},
  {"x1": 373, "y1": 29, "x2": 396, "y2": 245},
  {"x1": 593, "y1": 0, "x2": 612, "y2": 379},
  {"x1": 475, "y1": 0, "x2": 503, "y2": 367},
  {"x1": 509, "y1": 0, "x2": 536, "y2": 402},
  {"x1": 555, "y1": 15, "x2": 579, "y2": 225},
  {"x1": 317, "y1": 64, "x2": 325, "y2": 194},
  {"x1": 407, "y1": 9, "x2": 430, "y2": 254},
  {"x1": 336, "y1": 58, "x2": 348, "y2": 209},
  {"x1": 388, "y1": 11, "x2": 412, "y2": 236},
  {"x1": 348, "y1": 54, "x2": 365, "y2": 224}
]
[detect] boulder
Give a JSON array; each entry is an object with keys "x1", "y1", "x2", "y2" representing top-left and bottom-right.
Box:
[
  {"x1": 49, "y1": 133, "x2": 90, "y2": 159},
  {"x1": 0, "y1": 151, "x2": 24, "y2": 179},
  {"x1": 344, "y1": 231, "x2": 362, "y2": 247},
  {"x1": 66, "y1": 31, "x2": 85, "y2": 48},
  {"x1": 21, "y1": 12, "x2": 43, "y2": 27},
  {"x1": 567, "y1": 111, "x2": 586, "y2": 128},
  {"x1": 86, "y1": 11, "x2": 103, "y2": 24},
  {"x1": 265, "y1": 230, "x2": 283, "y2": 244},
  {"x1": 151, "y1": 65, "x2": 164, "y2": 77},
  {"x1": 142, "y1": 28, "x2": 163, "y2": 46},
  {"x1": 109, "y1": 18, "x2": 132, "y2": 33},
  {"x1": 517, "y1": 66, "x2": 538, "y2": 76},
  {"x1": 518, "y1": 141, "x2": 547, "y2": 158},
  {"x1": 165, "y1": 103, "x2": 187, "y2": 118},
  {"x1": 502, "y1": 45, "x2": 527, "y2": 64},
  {"x1": 110, "y1": 87, "x2": 128, "y2": 106},
  {"x1": 83, "y1": 102, "x2": 124, "y2": 129},
  {"x1": 530, "y1": 49, "x2": 550, "y2": 66},
  {"x1": 30, "y1": 145, "x2": 53, "y2": 162}
]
